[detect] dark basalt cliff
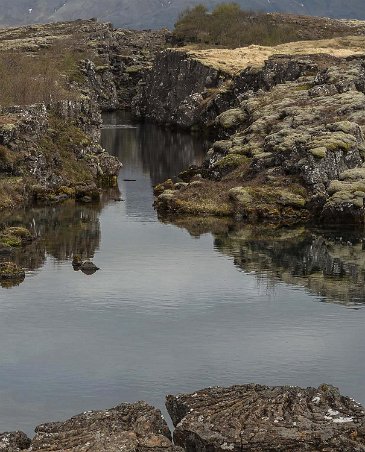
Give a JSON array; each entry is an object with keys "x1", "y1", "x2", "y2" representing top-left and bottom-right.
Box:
[{"x1": 136, "y1": 38, "x2": 365, "y2": 225}]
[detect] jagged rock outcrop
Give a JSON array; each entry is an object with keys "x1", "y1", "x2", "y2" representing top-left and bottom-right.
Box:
[
  {"x1": 1, "y1": 387, "x2": 365, "y2": 451},
  {"x1": 0, "y1": 432, "x2": 30, "y2": 451},
  {"x1": 150, "y1": 39, "x2": 365, "y2": 224},
  {"x1": 0, "y1": 20, "x2": 170, "y2": 111},
  {"x1": 132, "y1": 49, "x2": 234, "y2": 128},
  {"x1": 167, "y1": 384, "x2": 365, "y2": 451},
  {"x1": 0, "y1": 402, "x2": 181, "y2": 451},
  {"x1": 29, "y1": 401, "x2": 180, "y2": 452},
  {"x1": 0, "y1": 100, "x2": 121, "y2": 210}
]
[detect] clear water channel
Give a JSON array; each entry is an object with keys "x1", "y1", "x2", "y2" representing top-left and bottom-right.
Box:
[{"x1": 0, "y1": 111, "x2": 365, "y2": 435}]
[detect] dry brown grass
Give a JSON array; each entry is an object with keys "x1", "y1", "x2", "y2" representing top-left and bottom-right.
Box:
[{"x1": 179, "y1": 35, "x2": 365, "y2": 75}]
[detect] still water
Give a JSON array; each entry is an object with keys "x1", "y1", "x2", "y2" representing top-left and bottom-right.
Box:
[{"x1": 1, "y1": 112, "x2": 365, "y2": 435}]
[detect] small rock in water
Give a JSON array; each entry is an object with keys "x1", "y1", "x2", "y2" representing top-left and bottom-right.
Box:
[
  {"x1": 72, "y1": 256, "x2": 99, "y2": 275},
  {"x1": 80, "y1": 260, "x2": 99, "y2": 275}
]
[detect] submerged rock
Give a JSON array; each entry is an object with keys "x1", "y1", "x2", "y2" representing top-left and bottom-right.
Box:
[
  {"x1": 80, "y1": 260, "x2": 99, "y2": 275},
  {"x1": 30, "y1": 401, "x2": 180, "y2": 452},
  {"x1": 0, "y1": 431, "x2": 31, "y2": 451},
  {"x1": 166, "y1": 384, "x2": 365, "y2": 451}
]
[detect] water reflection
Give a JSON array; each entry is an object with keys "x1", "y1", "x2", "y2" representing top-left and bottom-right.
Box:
[
  {"x1": 0, "y1": 188, "x2": 119, "y2": 287},
  {"x1": 164, "y1": 217, "x2": 365, "y2": 305},
  {"x1": 101, "y1": 111, "x2": 208, "y2": 185}
]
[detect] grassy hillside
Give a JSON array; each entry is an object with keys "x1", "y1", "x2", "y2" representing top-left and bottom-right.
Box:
[{"x1": 173, "y1": 4, "x2": 365, "y2": 48}]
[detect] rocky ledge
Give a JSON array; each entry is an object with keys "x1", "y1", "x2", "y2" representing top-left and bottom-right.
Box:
[
  {"x1": 0, "y1": 100, "x2": 121, "y2": 210},
  {"x1": 2, "y1": 385, "x2": 365, "y2": 451},
  {"x1": 136, "y1": 36, "x2": 365, "y2": 225}
]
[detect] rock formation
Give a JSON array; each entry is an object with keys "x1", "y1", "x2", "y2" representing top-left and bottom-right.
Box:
[
  {"x1": 1, "y1": 385, "x2": 365, "y2": 451},
  {"x1": 0, "y1": 431, "x2": 30, "y2": 451},
  {"x1": 137, "y1": 37, "x2": 365, "y2": 224},
  {"x1": 0, "y1": 20, "x2": 170, "y2": 212},
  {"x1": 166, "y1": 384, "x2": 365, "y2": 451},
  {"x1": 0, "y1": 402, "x2": 181, "y2": 451}
]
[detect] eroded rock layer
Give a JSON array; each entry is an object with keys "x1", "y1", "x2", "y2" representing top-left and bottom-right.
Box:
[{"x1": 166, "y1": 384, "x2": 365, "y2": 451}]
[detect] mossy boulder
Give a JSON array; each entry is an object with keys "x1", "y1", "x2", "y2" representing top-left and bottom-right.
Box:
[
  {"x1": 212, "y1": 140, "x2": 233, "y2": 154},
  {"x1": 327, "y1": 121, "x2": 364, "y2": 142},
  {"x1": 311, "y1": 132, "x2": 357, "y2": 153},
  {"x1": 212, "y1": 154, "x2": 248, "y2": 173},
  {"x1": 229, "y1": 185, "x2": 307, "y2": 222},
  {"x1": 339, "y1": 167, "x2": 365, "y2": 181},
  {"x1": 154, "y1": 179, "x2": 175, "y2": 196},
  {"x1": 216, "y1": 108, "x2": 246, "y2": 130}
]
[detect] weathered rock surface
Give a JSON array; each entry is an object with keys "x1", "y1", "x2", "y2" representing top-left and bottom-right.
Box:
[
  {"x1": 150, "y1": 46, "x2": 365, "y2": 224},
  {"x1": 132, "y1": 49, "x2": 232, "y2": 128},
  {"x1": 0, "y1": 431, "x2": 30, "y2": 451},
  {"x1": 167, "y1": 384, "x2": 365, "y2": 451},
  {"x1": 29, "y1": 401, "x2": 179, "y2": 452},
  {"x1": 0, "y1": 101, "x2": 121, "y2": 210}
]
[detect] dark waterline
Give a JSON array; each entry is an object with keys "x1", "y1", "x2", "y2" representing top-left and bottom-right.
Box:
[{"x1": 0, "y1": 112, "x2": 365, "y2": 435}]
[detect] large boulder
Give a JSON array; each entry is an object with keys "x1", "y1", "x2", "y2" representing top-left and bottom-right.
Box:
[
  {"x1": 166, "y1": 384, "x2": 365, "y2": 451},
  {"x1": 30, "y1": 401, "x2": 181, "y2": 452}
]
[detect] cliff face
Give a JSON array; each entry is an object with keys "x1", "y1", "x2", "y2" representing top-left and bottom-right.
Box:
[
  {"x1": 133, "y1": 49, "x2": 320, "y2": 129},
  {"x1": 143, "y1": 37, "x2": 365, "y2": 225},
  {"x1": 133, "y1": 49, "x2": 232, "y2": 128}
]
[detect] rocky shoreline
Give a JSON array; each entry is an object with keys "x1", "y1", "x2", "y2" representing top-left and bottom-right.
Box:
[
  {"x1": 1, "y1": 384, "x2": 365, "y2": 451},
  {"x1": 133, "y1": 38, "x2": 365, "y2": 225}
]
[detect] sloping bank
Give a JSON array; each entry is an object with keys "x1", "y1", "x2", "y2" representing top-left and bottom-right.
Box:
[
  {"x1": 0, "y1": 100, "x2": 120, "y2": 209},
  {"x1": 1, "y1": 384, "x2": 365, "y2": 451},
  {"x1": 133, "y1": 36, "x2": 365, "y2": 225}
]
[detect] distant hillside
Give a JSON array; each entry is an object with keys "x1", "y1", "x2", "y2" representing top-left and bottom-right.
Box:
[{"x1": 1, "y1": 0, "x2": 365, "y2": 29}]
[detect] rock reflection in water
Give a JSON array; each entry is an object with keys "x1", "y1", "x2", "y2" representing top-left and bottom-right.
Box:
[
  {"x1": 162, "y1": 216, "x2": 365, "y2": 305},
  {"x1": 0, "y1": 188, "x2": 120, "y2": 287},
  {"x1": 102, "y1": 111, "x2": 208, "y2": 185}
]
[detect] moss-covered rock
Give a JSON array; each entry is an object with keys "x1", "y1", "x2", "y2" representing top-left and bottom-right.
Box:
[
  {"x1": 310, "y1": 147, "x2": 327, "y2": 158},
  {"x1": 229, "y1": 185, "x2": 307, "y2": 222},
  {"x1": 154, "y1": 179, "x2": 175, "y2": 196},
  {"x1": 216, "y1": 108, "x2": 246, "y2": 130}
]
